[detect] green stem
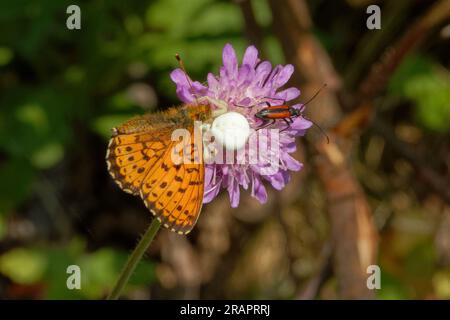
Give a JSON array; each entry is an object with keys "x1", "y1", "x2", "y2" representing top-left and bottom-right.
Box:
[{"x1": 107, "y1": 218, "x2": 161, "y2": 300}]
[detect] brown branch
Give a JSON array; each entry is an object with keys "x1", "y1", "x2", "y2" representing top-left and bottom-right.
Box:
[
  {"x1": 344, "y1": 0, "x2": 413, "y2": 90},
  {"x1": 355, "y1": 0, "x2": 450, "y2": 105},
  {"x1": 238, "y1": 1, "x2": 323, "y2": 296},
  {"x1": 237, "y1": 0, "x2": 264, "y2": 51},
  {"x1": 297, "y1": 242, "x2": 332, "y2": 300},
  {"x1": 335, "y1": 1, "x2": 450, "y2": 204},
  {"x1": 269, "y1": 0, "x2": 378, "y2": 299},
  {"x1": 372, "y1": 117, "x2": 450, "y2": 203}
]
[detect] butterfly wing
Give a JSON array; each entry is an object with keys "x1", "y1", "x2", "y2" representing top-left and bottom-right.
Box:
[
  {"x1": 106, "y1": 114, "x2": 204, "y2": 234},
  {"x1": 140, "y1": 151, "x2": 204, "y2": 234}
]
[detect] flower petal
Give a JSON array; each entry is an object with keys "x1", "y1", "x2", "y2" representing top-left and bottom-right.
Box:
[
  {"x1": 273, "y1": 64, "x2": 294, "y2": 88},
  {"x1": 222, "y1": 43, "x2": 238, "y2": 79},
  {"x1": 238, "y1": 64, "x2": 251, "y2": 84},
  {"x1": 265, "y1": 171, "x2": 289, "y2": 190},
  {"x1": 251, "y1": 174, "x2": 267, "y2": 203},
  {"x1": 171, "y1": 69, "x2": 208, "y2": 103},
  {"x1": 203, "y1": 166, "x2": 221, "y2": 203},
  {"x1": 204, "y1": 165, "x2": 215, "y2": 186},
  {"x1": 292, "y1": 103, "x2": 305, "y2": 112},
  {"x1": 242, "y1": 45, "x2": 259, "y2": 67},
  {"x1": 192, "y1": 80, "x2": 208, "y2": 94},
  {"x1": 276, "y1": 87, "x2": 300, "y2": 102},
  {"x1": 207, "y1": 73, "x2": 219, "y2": 93},
  {"x1": 283, "y1": 140, "x2": 297, "y2": 153},
  {"x1": 282, "y1": 153, "x2": 302, "y2": 171},
  {"x1": 290, "y1": 117, "x2": 313, "y2": 132},
  {"x1": 204, "y1": 181, "x2": 222, "y2": 203},
  {"x1": 237, "y1": 97, "x2": 252, "y2": 106},
  {"x1": 176, "y1": 86, "x2": 195, "y2": 103},
  {"x1": 228, "y1": 177, "x2": 240, "y2": 208},
  {"x1": 170, "y1": 68, "x2": 190, "y2": 87},
  {"x1": 169, "y1": 44, "x2": 311, "y2": 210},
  {"x1": 254, "y1": 61, "x2": 272, "y2": 86}
]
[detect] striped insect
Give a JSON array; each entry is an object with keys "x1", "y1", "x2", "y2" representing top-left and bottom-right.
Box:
[
  {"x1": 254, "y1": 84, "x2": 326, "y2": 131},
  {"x1": 250, "y1": 85, "x2": 329, "y2": 143},
  {"x1": 255, "y1": 103, "x2": 305, "y2": 132}
]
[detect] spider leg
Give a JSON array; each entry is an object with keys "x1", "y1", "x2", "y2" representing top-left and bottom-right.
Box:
[
  {"x1": 261, "y1": 96, "x2": 286, "y2": 104},
  {"x1": 235, "y1": 100, "x2": 271, "y2": 110},
  {"x1": 199, "y1": 97, "x2": 228, "y2": 117}
]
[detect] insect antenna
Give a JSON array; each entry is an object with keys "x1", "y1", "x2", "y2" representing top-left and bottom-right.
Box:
[
  {"x1": 306, "y1": 118, "x2": 330, "y2": 144},
  {"x1": 301, "y1": 83, "x2": 327, "y2": 107},
  {"x1": 297, "y1": 84, "x2": 329, "y2": 144},
  {"x1": 175, "y1": 53, "x2": 200, "y2": 105}
]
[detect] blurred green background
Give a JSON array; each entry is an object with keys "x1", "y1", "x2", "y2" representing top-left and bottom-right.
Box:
[{"x1": 0, "y1": 0, "x2": 449, "y2": 299}]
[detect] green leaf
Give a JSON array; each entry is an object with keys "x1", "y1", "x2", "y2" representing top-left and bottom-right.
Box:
[
  {"x1": 251, "y1": 0, "x2": 272, "y2": 27},
  {"x1": 189, "y1": 2, "x2": 243, "y2": 37},
  {"x1": 377, "y1": 269, "x2": 410, "y2": 299},
  {"x1": 92, "y1": 114, "x2": 137, "y2": 140},
  {"x1": 0, "y1": 248, "x2": 47, "y2": 284},
  {"x1": 0, "y1": 159, "x2": 35, "y2": 213},
  {"x1": 31, "y1": 142, "x2": 64, "y2": 169},
  {"x1": 0, "y1": 215, "x2": 5, "y2": 238},
  {"x1": 404, "y1": 72, "x2": 450, "y2": 132},
  {"x1": 0, "y1": 46, "x2": 13, "y2": 66},
  {"x1": 388, "y1": 55, "x2": 450, "y2": 132},
  {"x1": 388, "y1": 55, "x2": 434, "y2": 95},
  {"x1": 15, "y1": 103, "x2": 48, "y2": 134}
]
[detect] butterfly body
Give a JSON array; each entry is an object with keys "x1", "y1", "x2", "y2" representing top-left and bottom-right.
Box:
[
  {"x1": 113, "y1": 104, "x2": 212, "y2": 135},
  {"x1": 106, "y1": 103, "x2": 213, "y2": 234}
]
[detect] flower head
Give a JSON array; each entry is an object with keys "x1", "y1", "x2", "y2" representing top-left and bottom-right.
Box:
[{"x1": 170, "y1": 44, "x2": 312, "y2": 207}]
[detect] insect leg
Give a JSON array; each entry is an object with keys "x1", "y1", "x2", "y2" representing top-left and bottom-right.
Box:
[
  {"x1": 280, "y1": 119, "x2": 291, "y2": 132},
  {"x1": 255, "y1": 119, "x2": 269, "y2": 130},
  {"x1": 256, "y1": 119, "x2": 276, "y2": 131}
]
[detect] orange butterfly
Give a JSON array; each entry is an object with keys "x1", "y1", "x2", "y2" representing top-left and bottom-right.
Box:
[{"x1": 106, "y1": 103, "x2": 214, "y2": 235}]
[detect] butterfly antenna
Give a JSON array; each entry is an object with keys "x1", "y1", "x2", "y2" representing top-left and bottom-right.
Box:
[{"x1": 175, "y1": 54, "x2": 199, "y2": 104}]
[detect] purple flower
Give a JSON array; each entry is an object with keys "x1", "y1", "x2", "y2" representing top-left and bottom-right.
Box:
[{"x1": 170, "y1": 44, "x2": 312, "y2": 207}]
